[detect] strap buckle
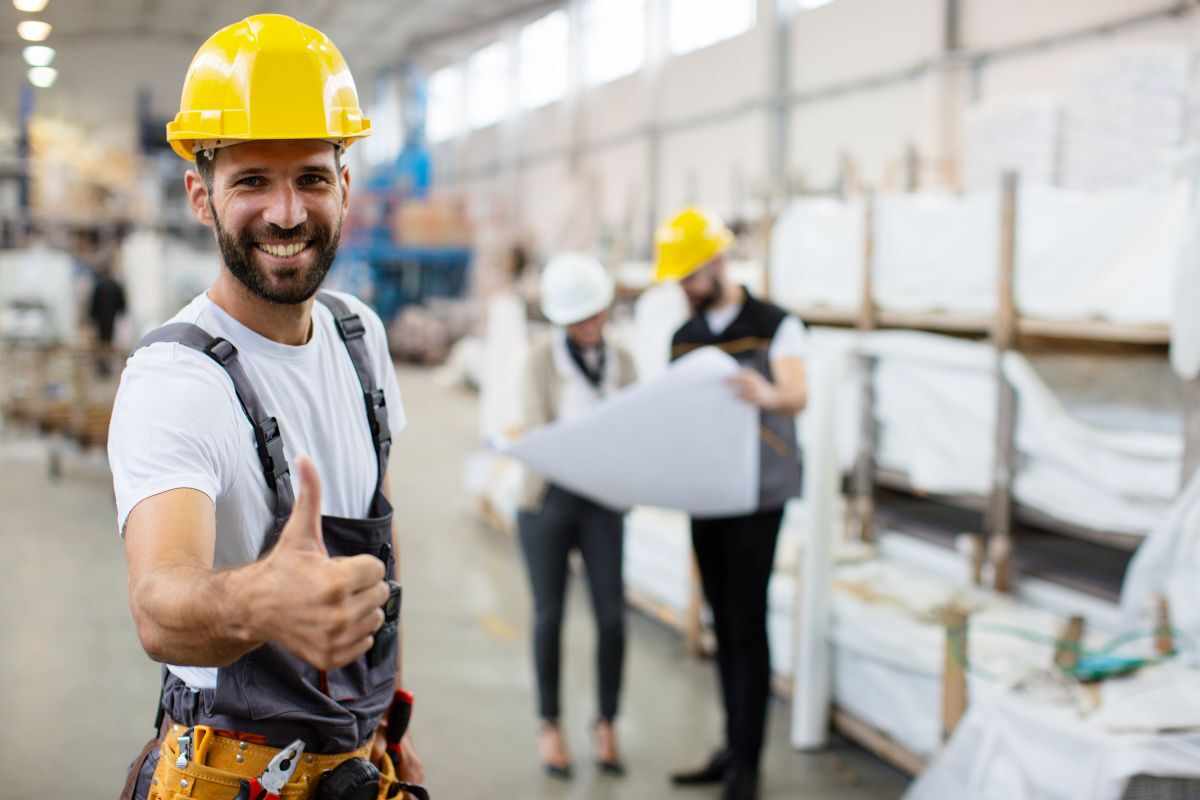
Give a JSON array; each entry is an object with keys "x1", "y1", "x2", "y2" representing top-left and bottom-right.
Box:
[
  {"x1": 334, "y1": 313, "x2": 366, "y2": 341},
  {"x1": 204, "y1": 337, "x2": 238, "y2": 365},
  {"x1": 364, "y1": 389, "x2": 392, "y2": 447},
  {"x1": 254, "y1": 416, "x2": 290, "y2": 485}
]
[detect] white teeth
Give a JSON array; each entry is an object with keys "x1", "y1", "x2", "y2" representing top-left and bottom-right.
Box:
[{"x1": 258, "y1": 242, "x2": 306, "y2": 258}]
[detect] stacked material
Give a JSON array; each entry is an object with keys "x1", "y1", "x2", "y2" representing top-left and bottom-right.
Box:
[
  {"x1": 118, "y1": 230, "x2": 218, "y2": 336},
  {"x1": 769, "y1": 181, "x2": 1184, "y2": 325},
  {"x1": 621, "y1": 500, "x2": 807, "y2": 681},
  {"x1": 1122, "y1": 467, "x2": 1200, "y2": 657},
  {"x1": 623, "y1": 507, "x2": 693, "y2": 617},
  {"x1": 767, "y1": 199, "x2": 865, "y2": 311},
  {"x1": 907, "y1": 658, "x2": 1200, "y2": 800},
  {"x1": 390, "y1": 196, "x2": 472, "y2": 247},
  {"x1": 1059, "y1": 45, "x2": 1193, "y2": 191},
  {"x1": 817, "y1": 329, "x2": 1181, "y2": 537},
  {"x1": 0, "y1": 245, "x2": 78, "y2": 344},
  {"x1": 962, "y1": 96, "x2": 1060, "y2": 191}
]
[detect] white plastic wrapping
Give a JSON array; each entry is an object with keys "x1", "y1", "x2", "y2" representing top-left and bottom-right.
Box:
[
  {"x1": 906, "y1": 690, "x2": 1200, "y2": 800},
  {"x1": 769, "y1": 183, "x2": 1184, "y2": 325},
  {"x1": 0, "y1": 245, "x2": 79, "y2": 344},
  {"x1": 478, "y1": 291, "x2": 528, "y2": 441},
  {"x1": 1121, "y1": 467, "x2": 1200, "y2": 656},
  {"x1": 814, "y1": 330, "x2": 1180, "y2": 536},
  {"x1": 790, "y1": 351, "x2": 845, "y2": 749}
]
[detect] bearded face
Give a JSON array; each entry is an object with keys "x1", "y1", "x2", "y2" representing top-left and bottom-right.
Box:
[
  {"x1": 197, "y1": 140, "x2": 348, "y2": 305},
  {"x1": 212, "y1": 211, "x2": 341, "y2": 305}
]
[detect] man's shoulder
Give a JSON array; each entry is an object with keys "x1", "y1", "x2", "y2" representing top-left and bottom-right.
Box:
[
  {"x1": 745, "y1": 292, "x2": 788, "y2": 325},
  {"x1": 118, "y1": 296, "x2": 241, "y2": 424},
  {"x1": 318, "y1": 290, "x2": 390, "y2": 355},
  {"x1": 320, "y1": 290, "x2": 384, "y2": 330},
  {"x1": 526, "y1": 331, "x2": 557, "y2": 371}
]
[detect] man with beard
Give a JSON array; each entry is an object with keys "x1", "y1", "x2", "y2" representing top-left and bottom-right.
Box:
[
  {"x1": 658, "y1": 209, "x2": 808, "y2": 800},
  {"x1": 109, "y1": 15, "x2": 423, "y2": 800}
]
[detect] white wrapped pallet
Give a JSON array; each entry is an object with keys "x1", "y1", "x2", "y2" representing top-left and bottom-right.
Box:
[
  {"x1": 963, "y1": 96, "x2": 1061, "y2": 191},
  {"x1": 1060, "y1": 45, "x2": 1193, "y2": 190}
]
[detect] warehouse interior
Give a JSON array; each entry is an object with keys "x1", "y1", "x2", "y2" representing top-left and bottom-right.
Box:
[{"x1": 4, "y1": 1, "x2": 1200, "y2": 798}]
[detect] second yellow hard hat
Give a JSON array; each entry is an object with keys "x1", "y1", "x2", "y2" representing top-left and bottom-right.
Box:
[{"x1": 653, "y1": 207, "x2": 734, "y2": 282}]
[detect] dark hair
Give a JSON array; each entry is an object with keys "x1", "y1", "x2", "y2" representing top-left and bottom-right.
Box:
[
  {"x1": 194, "y1": 148, "x2": 216, "y2": 190},
  {"x1": 193, "y1": 145, "x2": 343, "y2": 190}
]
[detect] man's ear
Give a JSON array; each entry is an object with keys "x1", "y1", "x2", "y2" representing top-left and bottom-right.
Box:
[
  {"x1": 340, "y1": 164, "x2": 352, "y2": 216},
  {"x1": 184, "y1": 170, "x2": 214, "y2": 227}
]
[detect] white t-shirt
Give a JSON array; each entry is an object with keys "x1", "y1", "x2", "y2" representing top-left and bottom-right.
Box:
[
  {"x1": 550, "y1": 329, "x2": 622, "y2": 422},
  {"x1": 705, "y1": 304, "x2": 807, "y2": 360},
  {"x1": 108, "y1": 290, "x2": 405, "y2": 689}
]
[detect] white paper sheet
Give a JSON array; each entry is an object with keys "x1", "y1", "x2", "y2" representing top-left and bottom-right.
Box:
[{"x1": 504, "y1": 346, "x2": 759, "y2": 517}]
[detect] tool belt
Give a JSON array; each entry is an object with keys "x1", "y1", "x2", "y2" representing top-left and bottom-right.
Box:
[{"x1": 144, "y1": 723, "x2": 399, "y2": 800}]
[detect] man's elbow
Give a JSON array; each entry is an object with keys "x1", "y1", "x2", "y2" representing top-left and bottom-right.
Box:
[{"x1": 132, "y1": 610, "x2": 171, "y2": 664}]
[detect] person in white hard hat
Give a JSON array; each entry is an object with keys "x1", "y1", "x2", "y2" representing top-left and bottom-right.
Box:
[{"x1": 516, "y1": 253, "x2": 637, "y2": 780}]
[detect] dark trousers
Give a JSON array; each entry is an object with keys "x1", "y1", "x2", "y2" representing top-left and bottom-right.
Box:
[
  {"x1": 518, "y1": 485, "x2": 626, "y2": 723},
  {"x1": 691, "y1": 507, "x2": 784, "y2": 775}
]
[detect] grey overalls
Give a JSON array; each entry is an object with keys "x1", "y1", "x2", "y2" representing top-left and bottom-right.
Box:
[{"x1": 125, "y1": 293, "x2": 398, "y2": 797}]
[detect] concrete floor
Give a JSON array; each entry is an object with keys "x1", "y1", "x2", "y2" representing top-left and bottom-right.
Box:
[{"x1": 0, "y1": 365, "x2": 909, "y2": 799}]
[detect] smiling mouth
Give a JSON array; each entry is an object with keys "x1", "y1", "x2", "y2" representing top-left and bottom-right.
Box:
[{"x1": 254, "y1": 241, "x2": 311, "y2": 258}]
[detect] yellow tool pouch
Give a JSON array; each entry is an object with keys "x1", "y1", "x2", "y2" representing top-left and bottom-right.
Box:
[{"x1": 146, "y1": 725, "x2": 399, "y2": 800}]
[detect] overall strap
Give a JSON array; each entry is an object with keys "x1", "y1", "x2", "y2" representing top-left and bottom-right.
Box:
[
  {"x1": 136, "y1": 323, "x2": 295, "y2": 538},
  {"x1": 315, "y1": 293, "x2": 392, "y2": 497}
]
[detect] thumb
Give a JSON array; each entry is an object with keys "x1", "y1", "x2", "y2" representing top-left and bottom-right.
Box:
[{"x1": 278, "y1": 455, "x2": 326, "y2": 554}]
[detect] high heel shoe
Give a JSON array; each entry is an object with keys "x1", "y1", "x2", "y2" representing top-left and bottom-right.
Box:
[
  {"x1": 594, "y1": 720, "x2": 626, "y2": 776},
  {"x1": 538, "y1": 722, "x2": 573, "y2": 781}
]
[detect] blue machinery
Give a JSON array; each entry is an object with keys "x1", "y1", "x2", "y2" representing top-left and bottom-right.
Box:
[{"x1": 334, "y1": 65, "x2": 472, "y2": 326}]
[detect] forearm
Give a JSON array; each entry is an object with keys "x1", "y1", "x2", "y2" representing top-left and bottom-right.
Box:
[
  {"x1": 129, "y1": 559, "x2": 268, "y2": 667},
  {"x1": 766, "y1": 382, "x2": 807, "y2": 416}
]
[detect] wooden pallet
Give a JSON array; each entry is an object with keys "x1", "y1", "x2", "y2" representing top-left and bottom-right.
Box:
[{"x1": 832, "y1": 707, "x2": 927, "y2": 777}]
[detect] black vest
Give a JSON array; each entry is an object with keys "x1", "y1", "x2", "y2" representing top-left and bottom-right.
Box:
[{"x1": 671, "y1": 288, "x2": 802, "y2": 512}]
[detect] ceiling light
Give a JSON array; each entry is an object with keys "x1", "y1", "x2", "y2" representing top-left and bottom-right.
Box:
[
  {"x1": 28, "y1": 66, "x2": 56, "y2": 88},
  {"x1": 17, "y1": 20, "x2": 51, "y2": 41},
  {"x1": 13, "y1": 0, "x2": 50, "y2": 11},
  {"x1": 796, "y1": 0, "x2": 835, "y2": 8},
  {"x1": 23, "y1": 45, "x2": 54, "y2": 67}
]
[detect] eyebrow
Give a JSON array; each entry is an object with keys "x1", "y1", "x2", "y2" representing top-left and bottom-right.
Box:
[
  {"x1": 227, "y1": 167, "x2": 268, "y2": 183},
  {"x1": 298, "y1": 164, "x2": 337, "y2": 179},
  {"x1": 226, "y1": 164, "x2": 338, "y2": 182}
]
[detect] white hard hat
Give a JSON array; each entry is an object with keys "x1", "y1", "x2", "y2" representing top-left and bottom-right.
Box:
[{"x1": 540, "y1": 253, "x2": 615, "y2": 326}]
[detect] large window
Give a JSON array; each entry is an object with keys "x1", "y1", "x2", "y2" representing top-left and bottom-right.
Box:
[
  {"x1": 519, "y1": 10, "x2": 569, "y2": 109},
  {"x1": 583, "y1": 0, "x2": 646, "y2": 86},
  {"x1": 362, "y1": 78, "x2": 404, "y2": 166},
  {"x1": 427, "y1": 66, "x2": 464, "y2": 142},
  {"x1": 667, "y1": 0, "x2": 756, "y2": 55},
  {"x1": 466, "y1": 41, "x2": 510, "y2": 129}
]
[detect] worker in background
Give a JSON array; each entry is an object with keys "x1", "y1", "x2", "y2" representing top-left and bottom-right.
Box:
[
  {"x1": 657, "y1": 209, "x2": 807, "y2": 800},
  {"x1": 109, "y1": 15, "x2": 423, "y2": 800},
  {"x1": 87, "y1": 262, "x2": 127, "y2": 377},
  {"x1": 517, "y1": 254, "x2": 636, "y2": 779}
]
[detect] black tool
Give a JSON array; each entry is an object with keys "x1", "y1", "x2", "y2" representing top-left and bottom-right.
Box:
[
  {"x1": 384, "y1": 690, "x2": 431, "y2": 800},
  {"x1": 315, "y1": 758, "x2": 379, "y2": 800},
  {"x1": 369, "y1": 581, "x2": 402, "y2": 668}
]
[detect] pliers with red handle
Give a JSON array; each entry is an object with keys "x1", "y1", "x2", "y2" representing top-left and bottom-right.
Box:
[{"x1": 234, "y1": 739, "x2": 305, "y2": 800}]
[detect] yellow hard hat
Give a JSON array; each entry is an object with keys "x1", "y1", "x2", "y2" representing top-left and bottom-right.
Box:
[
  {"x1": 166, "y1": 14, "x2": 372, "y2": 162},
  {"x1": 653, "y1": 207, "x2": 734, "y2": 282}
]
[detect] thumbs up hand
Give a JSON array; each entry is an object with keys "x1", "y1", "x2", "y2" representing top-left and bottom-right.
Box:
[{"x1": 254, "y1": 456, "x2": 390, "y2": 671}]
